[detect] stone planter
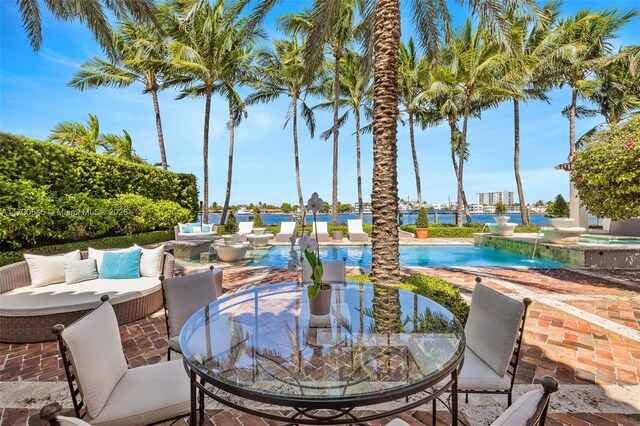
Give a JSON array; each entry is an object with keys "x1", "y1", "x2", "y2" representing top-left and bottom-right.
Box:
[
  {"x1": 494, "y1": 216, "x2": 510, "y2": 225},
  {"x1": 253, "y1": 228, "x2": 266, "y2": 235}
]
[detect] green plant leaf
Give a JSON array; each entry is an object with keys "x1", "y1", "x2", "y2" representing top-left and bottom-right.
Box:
[{"x1": 307, "y1": 283, "x2": 320, "y2": 300}]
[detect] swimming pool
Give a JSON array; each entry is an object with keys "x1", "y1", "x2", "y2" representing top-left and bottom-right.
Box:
[
  {"x1": 580, "y1": 236, "x2": 640, "y2": 245},
  {"x1": 248, "y1": 245, "x2": 563, "y2": 268}
]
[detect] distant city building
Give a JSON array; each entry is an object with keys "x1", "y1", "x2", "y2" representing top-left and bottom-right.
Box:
[
  {"x1": 476, "y1": 191, "x2": 515, "y2": 206},
  {"x1": 354, "y1": 202, "x2": 372, "y2": 214}
]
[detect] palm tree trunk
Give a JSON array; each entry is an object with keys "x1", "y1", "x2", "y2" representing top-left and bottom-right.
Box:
[
  {"x1": 408, "y1": 112, "x2": 422, "y2": 207},
  {"x1": 355, "y1": 110, "x2": 363, "y2": 221},
  {"x1": 220, "y1": 97, "x2": 235, "y2": 225},
  {"x1": 371, "y1": 0, "x2": 401, "y2": 283},
  {"x1": 331, "y1": 54, "x2": 341, "y2": 225},
  {"x1": 449, "y1": 118, "x2": 471, "y2": 225},
  {"x1": 151, "y1": 89, "x2": 168, "y2": 170},
  {"x1": 457, "y1": 94, "x2": 471, "y2": 227},
  {"x1": 513, "y1": 99, "x2": 528, "y2": 225},
  {"x1": 203, "y1": 86, "x2": 212, "y2": 224},
  {"x1": 292, "y1": 97, "x2": 304, "y2": 215},
  {"x1": 569, "y1": 88, "x2": 577, "y2": 157}
]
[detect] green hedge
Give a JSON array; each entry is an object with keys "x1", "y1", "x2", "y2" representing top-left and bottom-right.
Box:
[
  {"x1": 0, "y1": 132, "x2": 198, "y2": 215},
  {"x1": 0, "y1": 230, "x2": 174, "y2": 267},
  {"x1": 346, "y1": 274, "x2": 469, "y2": 324},
  {"x1": 399, "y1": 223, "x2": 540, "y2": 238}
]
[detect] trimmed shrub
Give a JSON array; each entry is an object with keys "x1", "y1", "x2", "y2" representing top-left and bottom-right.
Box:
[
  {"x1": 345, "y1": 274, "x2": 469, "y2": 324},
  {"x1": 50, "y1": 193, "x2": 118, "y2": 241},
  {"x1": 0, "y1": 132, "x2": 198, "y2": 215},
  {"x1": 253, "y1": 210, "x2": 264, "y2": 227},
  {"x1": 415, "y1": 207, "x2": 429, "y2": 228},
  {"x1": 0, "y1": 230, "x2": 174, "y2": 267},
  {"x1": 494, "y1": 202, "x2": 507, "y2": 215},
  {"x1": 225, "y1": 212, "x2": 239, "y2": 234}
]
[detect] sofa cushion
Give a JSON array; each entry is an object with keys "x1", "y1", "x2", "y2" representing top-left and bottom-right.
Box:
[
  {"x1": 64, "y1": 259, "x2": 99, "y2": 284},
  {"x1": 88, "y1": 360, "x2": 190, "y2": 426},
  {"x1": 99, "y1": 249, "x2": 141, "y2": 279},
  {"x1": 435, "y1": 347, "x2": 512, "y2": 391},
  {"x1": 61, "y1": 302, "x2": 128, "y2": 419},
  {"x1": 491, "y1": 389, "x2": 545, "y2": 425},
  {"x1": 88, "y1": 247, "x2": 133, "y2": 272},
  {"x1": 133, "y1": 245, "x2": 164, "y2": 277},
  {"x1": 24, "y1": 250, "x2": 82, "y2": 288},
  {"x1": 0, "y1": 277, "x2": 161, "y2": 317}
]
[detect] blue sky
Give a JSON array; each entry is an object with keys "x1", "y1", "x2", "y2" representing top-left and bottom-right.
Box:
[{"x1": 1, "y1": 1, "x2": 638, "y2": 206}]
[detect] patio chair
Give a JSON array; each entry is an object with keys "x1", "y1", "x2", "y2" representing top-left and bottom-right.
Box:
[
  {"x1": 52, "y1": 295, "x2": 190, "y2": 425},
  {"x1": 347, "y1": 219, "x2": 368, "y2": 242},
  {"x1": 276, "y1": 221, "x2": 297, "y2": 242},
  {"x1": 302, "y1": 257, "x2": 346, "y2": 283},
  {"x1": 389, "y1": 376, "x2": 558, "y2": 426},
  {"x1": 312, "y1": 221, "x2": 330, "y2": 242},
  {"x1": 238, "y1": 221, "x2": 254, "y2": 242},
  {"x1": 161, "y1": 266, "x2": 222, "y2": 360}
]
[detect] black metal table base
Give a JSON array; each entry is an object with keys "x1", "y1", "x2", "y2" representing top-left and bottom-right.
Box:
[{"x1": 187, "y1": 369, "x2": 459, "y2": 426}]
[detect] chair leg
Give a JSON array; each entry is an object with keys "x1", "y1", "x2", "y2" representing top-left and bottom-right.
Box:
[
  {"x1": 508, "y1": 391, "x2": 512, "y2": 407},
  {"x1": 465, "y1": 392, "x2": 469, "y2": 404},
  {"x1": 167, "y1": 348, "x2": 171, "y2": 361},
  {"x1": 198, "y1": 377, "x2": 205, "y2": 425},
  {"x1": 432, "y1": 398, "x2": 436, "y2": 426}
]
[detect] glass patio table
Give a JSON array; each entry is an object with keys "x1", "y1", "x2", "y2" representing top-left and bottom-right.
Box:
[{"x1": 180, "y1": 281, "x2": 466, "y2": 425}]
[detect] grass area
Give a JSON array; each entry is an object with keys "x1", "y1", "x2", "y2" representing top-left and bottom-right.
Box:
[
  {"x1": 346, "y1": 273, "x2": 469, "y2": 324},
  {"x1": 0, "y1": 230, "x2": 174, "y2": 267}
]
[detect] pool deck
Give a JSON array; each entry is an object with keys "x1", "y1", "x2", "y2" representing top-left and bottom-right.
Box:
[{"x1": 1, "y1": 261, "x2": 639, "y2": 425}]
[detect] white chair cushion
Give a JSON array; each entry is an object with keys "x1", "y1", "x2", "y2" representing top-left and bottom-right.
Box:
[
  {"x1": 465, "y1": 283, "x2": 524, "y2": 377},
  {"x1": 88, "y1": 360, "x2": 190, "y2": 426},
  {"x1": 280, "y1": 221, "x2": 296, "y2": 233},
  {"x1": 348, "y1": 219, "x2": 364, "y2": 233},
  {"x1": 168, "y1": 335, "x2": 181, "y2": 352},
  {"x1": 24, "y1": 250, "x2": 82, "y2": 287},
  {"x1": 312, "y1": 221, "x2": 328, "y2": 234},
  {"x1": 302, "y1": 260, "x2": 345, "y2": 283},
  {"x1": 61, "y1": 303, "x2": 127, "y2": 419},
  {"x1": 133, "y1": 244, "x2": 165, "y2": 277},
  {"x1": 385, "y1": 420, "x2": 411, "y2": 426},
  {"x1": 0, "y1": 277, "x2": 161, "y2": 316},
  {"x1": 238, "y1": 222, "x2": 253, "y2": 234},
  {"x1": 458, "y1": 347, "x2": 512, "y2": 390},
  {"x1": 55, "y1": 416, "x2": 92, "y2": 426},
  {"x1": 163, "y1": 271, "x2": 218, "y2": 339},
  {"x1": 491, "y1": 389, "x2": 545, "y2": 425}
]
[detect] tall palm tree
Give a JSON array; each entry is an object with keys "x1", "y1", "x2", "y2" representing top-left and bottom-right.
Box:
[
  {"x1": 399, "y1": 37, "x2": 431, "y2": 208},
  {"x1": 556, "y1": 9, "x2": 637, "y2": 158},
  {"x1": 103, "y1": 130, "x2": 146, "y2": 163},
  {"x1": 16, "y1": 0, "x2": 158, "y2": 59},
  {"x1": 161, "y1": 0, "x2": 248, "y2": 223},
  {"x1": 433, "y1": 20, "x2": 513, "y2": 227},
  {"x1": 69, "y1": 19, "x2": 171, "y2": 169},
  {"x1": 315, "y1": 50, "x2": 373, "y2": 220},
  {"x1": 246, "y1": 39, "x2": 318, "y2": 214},
  {"x1": 48, "y1": 113, "x2": 106, "y2": 152},
  {"x1": 217, "y1": 26, "x2": 265, "y2": 225}
]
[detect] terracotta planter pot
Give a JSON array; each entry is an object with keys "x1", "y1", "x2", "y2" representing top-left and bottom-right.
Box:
[
  {"x1": 415, "y1": 228, "x2": 429, "y2": 239},
  {"x1": 309, "y1": 286, "x2": 332, "y2": 316}
]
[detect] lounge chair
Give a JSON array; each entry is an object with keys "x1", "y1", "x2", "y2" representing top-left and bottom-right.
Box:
[
  {"x1": 238, "y1": 221, "x2": 253, "y2": 242},
  {"x1": 347, "y1": 219, "x2": 368, "y2": 242},
  {"x1": 312, "y1": 221, "x2": 330, "y2": 242},
  {"x1": 276, "y1": 221, "x2": 297, "y2": 242},
  {"x1": 302, "y1": 258, "x2": 346, "y2": 283}
]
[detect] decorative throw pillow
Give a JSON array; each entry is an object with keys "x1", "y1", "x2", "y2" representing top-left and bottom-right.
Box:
[
  {"x1": 99, "y1": 249, "x2": 142, "y2": 279},
  {"x1": 178, "y1": 223, "x2": 191, "y2": 233},
  {"x1": 192, "y1": 225, "x2": 202, "y2": 233},
  {"x1": 25, "y1": 250, "x2": 82, "y2": 287},
  {"x1": 202, "y1": 225, "x2": 211, "y2": 232},
  {"x1": 133, "y1": 244, "x2": 165, "y2": 277},
  {"x1": 88, "y1": 247, "x2": 133, "y2": 272},
  {"x1": 64, "y1": 258, "x2": 99, "y2": 284}
]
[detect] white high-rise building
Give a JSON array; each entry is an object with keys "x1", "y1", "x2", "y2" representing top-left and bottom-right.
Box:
[{"x1": 476, "y1": 191, "x2": 515, "y2": 206}]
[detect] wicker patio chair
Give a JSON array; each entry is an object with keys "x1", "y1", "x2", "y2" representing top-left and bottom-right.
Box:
[{"x1": 52, "y1": 295, "x2": 190, "y2": 425}]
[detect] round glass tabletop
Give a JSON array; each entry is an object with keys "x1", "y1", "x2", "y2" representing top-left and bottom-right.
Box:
[{"x1": 180, "y1": 281, "x2": 465, "y2": 405}]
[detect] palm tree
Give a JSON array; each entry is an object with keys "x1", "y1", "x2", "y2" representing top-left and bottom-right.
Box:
[
  {"x1": 16, "y1": 0, "x2": 157, "y2": 59},
  {"x1": 48, "y1": 114, "x2": 106, "y2": 152},
  {"x1": 556, "y1": 9, "x2": 637, "y2": 158},
  {"x1": 161, "y1": 0, "x2": 248, "y2": 223},
  {"x1": 246, "y1": 39, "x2": 318, "y2": 214},
  {"x1": 103, "y1": 130, "x2": 146, "y2": 163},
  {"x1": 217, "y1": 26, "x2": 264, "y2": 225},
  {"x1": 315, "y1": 50, "x2": 373, "y2": 220},
  {"x1": 69, "y1": 19, "x2": 171, "y2": 169},
  {"x1": 399, "y1": 37, "x2": 431, "y2": 208}
]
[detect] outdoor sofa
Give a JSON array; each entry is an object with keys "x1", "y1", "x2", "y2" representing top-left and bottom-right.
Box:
[
  {"x1": 0, "y1": 248, "x2": 174, "y2": 343},
  {"x1": 175, "y1": 223, "x2": 219, "y2": 240}
]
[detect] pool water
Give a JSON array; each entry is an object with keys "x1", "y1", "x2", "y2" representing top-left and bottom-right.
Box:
[
  {"x1": 248, "y1": 245, "x2": 563, "y2": 268},
  {"x1": 580, "y1": 236, "x2": 640, "y2": 245}
]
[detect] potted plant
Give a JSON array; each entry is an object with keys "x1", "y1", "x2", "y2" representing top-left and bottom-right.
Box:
[
  {"x1": 415, "y1": 207, "x2": 429, "y2": 239},
  {"x1": 288, "y1": 193, "x2": 331, "y2": 315},
  {"x1": 494, "y1": 202, "x2": 509, "y2": 224},
  {"x1": 253, "y1": 209, "x2": 265, "y2": 235}
]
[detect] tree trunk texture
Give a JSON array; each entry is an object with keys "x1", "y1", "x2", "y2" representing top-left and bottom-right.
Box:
[
  {"x1": 449, "y1": 119, "x2": 471, "y2": 223},
  {"x1": 220, "y1": 97, "x2": 235, "y2": 225},
  {"x1": 371, "y1": 0, "x2": 401, "y2": 283},
  {"x1": 513, "y1": 99, "x2": 528, "y2": 225},
  {"x1": 408, "y1": 112, "x2": 422, "y2": 207},
  {"x1": 331, "y1": 54, "x2": 341, "y2": 225},
  {"x1": 356, "y1": 111, "x2": 364, "y2": 220},
  {"x1": 151, "y1": 89, "x2": 168, "y2": 170},
  {"x1": 293, "y1": 97, "x2": 304, "y2": 215},
  {"x1": 457, "y1": 94, "x2": 471, "y2": 227},
  {"x1": 202, "y1": 87, "x2": 212, "y2": 224},
  {"x1": 569, "y1": 88, "x2": 578, "y2": 158}
]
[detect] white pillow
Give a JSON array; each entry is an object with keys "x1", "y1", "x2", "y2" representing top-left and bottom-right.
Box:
[
  {"x1": 24, "y1": 250, "x2": 82, "y2": 287},
  {"x1": 88, "y1": 247, "x2": 132, "y2": 272},
  {"x1": 192, "y1": 226, "x2": 202, "y2": 233},
  {"x1": 133, "y1": 244, "x2": 165, "y2": 277}
]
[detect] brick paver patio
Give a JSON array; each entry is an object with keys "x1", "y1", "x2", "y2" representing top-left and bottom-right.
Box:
[{"x1": 1, "y1": 265, "x2": 638, "y2": 425}]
